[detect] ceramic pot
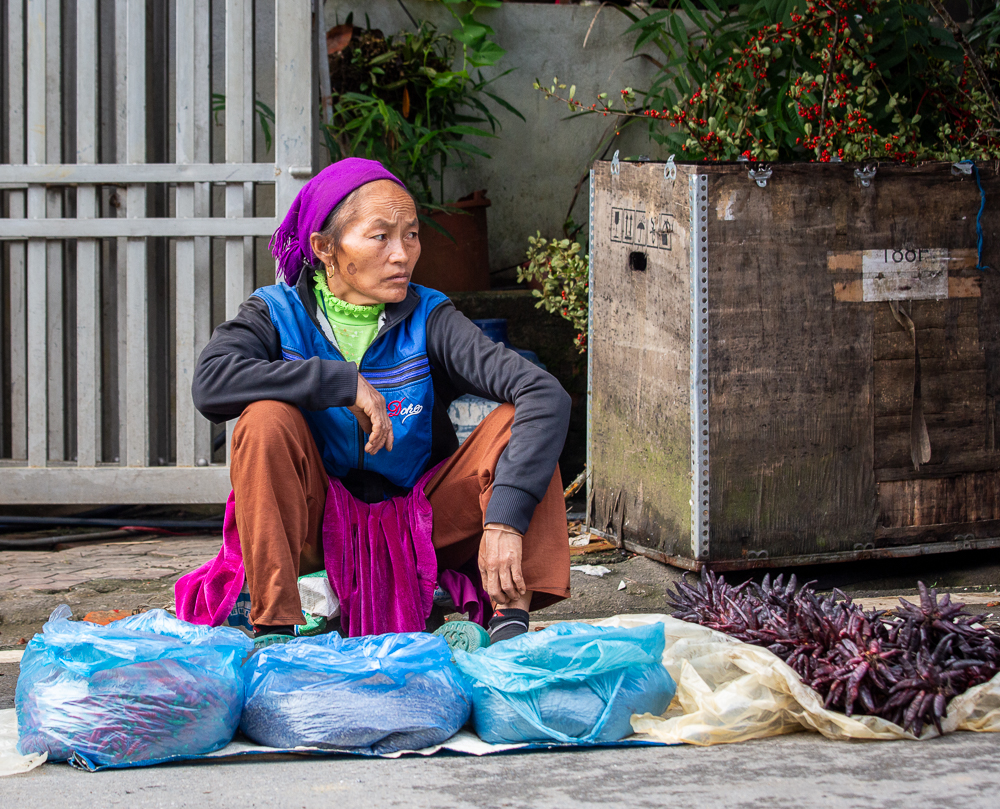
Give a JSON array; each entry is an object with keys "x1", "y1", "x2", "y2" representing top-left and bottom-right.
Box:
[{"x1": 411, "y1": 190, "x2": 491, "y2": 292}]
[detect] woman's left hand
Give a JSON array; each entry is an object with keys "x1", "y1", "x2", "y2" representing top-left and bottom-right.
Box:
[{"x1": 478, "y1": 523, "x2": 526, "y2": 606}]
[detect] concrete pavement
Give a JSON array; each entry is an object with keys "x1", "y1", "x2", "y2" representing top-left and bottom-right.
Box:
[{"x1": 1, "y1": 730, "x2": 998, "y2": 808}]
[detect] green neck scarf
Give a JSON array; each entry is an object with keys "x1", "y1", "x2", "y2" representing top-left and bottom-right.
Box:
[{"x1": 313, "y1": 269, "x2": 385, "y2": 365}]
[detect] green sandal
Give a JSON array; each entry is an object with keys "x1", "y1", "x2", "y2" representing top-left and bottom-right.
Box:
[{"x1": 432, "y1": 620, "x2": 491, "y2": 653}]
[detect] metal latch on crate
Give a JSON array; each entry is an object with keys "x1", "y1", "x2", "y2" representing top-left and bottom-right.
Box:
[
  {"x1": 664, "y1": 154, "x2": 676, "y2": 182},
  {"x1": 952, "y1": 161, "x2": 973, "y2": 176},
  {"x1": 854, "y1": 165, "x2": 877, "y2": 187},
  {"x1": 748, "y1": 165, "x2": 772, "y2": 188},
  {"x1": 610, "y1": 150, "x2": 621, "y2": 176}
]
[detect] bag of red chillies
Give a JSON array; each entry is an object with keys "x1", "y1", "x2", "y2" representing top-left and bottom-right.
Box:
[{"x1": 15, "y1": 606, "x2": 251, "y2": 767}]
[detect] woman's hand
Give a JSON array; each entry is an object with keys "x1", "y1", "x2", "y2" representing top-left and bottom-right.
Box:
[
  {"x1": 349, "y1": 374, "x2": 394, "y2": 455},
  {"x1": 478, "y1": 524, "x2": 526, "y2": 606}
]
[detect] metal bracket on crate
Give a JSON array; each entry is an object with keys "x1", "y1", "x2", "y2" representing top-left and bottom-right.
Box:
[
  {"x1": 748, "y1": 165, "x2": 772, "y2": 188},
  {"x1": 854, "y1": 164, "x2": 877, "y2": 188},
  {"x1": 610, "y1": 150, "x2": 621, "y2": 176},
  {"x1": 664, "y1": 154, "x2": 677, "y2": 182},
  {"x1": 689, "y1": 173, "x2": 711, "y2": 561},
  {"x1": 952, "y1": 161, "x2": 973, "y2": 176}
]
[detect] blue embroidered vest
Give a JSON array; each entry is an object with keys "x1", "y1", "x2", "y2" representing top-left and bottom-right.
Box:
[{"x1": 252, "y1": 282, "x2": 449, "y2": 490}]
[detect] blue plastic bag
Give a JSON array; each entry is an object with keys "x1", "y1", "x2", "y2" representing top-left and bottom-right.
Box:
[
  {"x1": 240, "y1": 632, "x2": 472, "y2": 754},
  {"x1": 453, "y1": 622, "x2": 676, "y2": 744},
  {"x1": 16, "y1": 606, "x2": 251, "y2": 766}
]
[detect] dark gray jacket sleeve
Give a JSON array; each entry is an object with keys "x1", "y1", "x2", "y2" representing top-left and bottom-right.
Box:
[
  {"x1": 426, "y1": 301, "x2": 572, "y2": 534},
  {"x1": 191, "y1": 296, "x2": 359, "y2": 423}
]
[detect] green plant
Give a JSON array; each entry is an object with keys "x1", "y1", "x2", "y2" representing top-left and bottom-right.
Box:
[
  {"x1": 537, "y1": 0, "x2": 1000, "y2": 163},
  {"x1": 518, "y1": 233, "x2": 589, "y2": 353},
  {"x1": 322, "y1": 13, "x2": 521, "y2": 208}
]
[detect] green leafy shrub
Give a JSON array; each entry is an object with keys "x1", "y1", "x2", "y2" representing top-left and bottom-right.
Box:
[
  {"x1": 538, "y1": 0, "x2": 1000, "y2": 162},
  {"x1": 518, "y1": 234, "x2": 589, "y2": 354}
]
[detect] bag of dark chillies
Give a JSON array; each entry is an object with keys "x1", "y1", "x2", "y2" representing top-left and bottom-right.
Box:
[
  {"x1": 239, "y1": 632, "x2": 472, "y2": 754},
  {"x1": 16, "y1": 606, "x2": 251, "y2": 766},
  {"x1": 453, "y1": 622, "x2": 676, "y2": 744}
]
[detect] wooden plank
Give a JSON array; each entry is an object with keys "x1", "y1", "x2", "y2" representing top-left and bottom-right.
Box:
[
  {"x1": 114, "y1": 0, "x2": 128, "y2": 465},
  {"x1": 588, "y1": 162, "x2": 694, "y2": 560},
  {"x1": 226, "y1": 0, "x2": 250, "y2": 463},
  {"x1": 834, "y1": 277, "x2": 981, "y2": 302},
  {"x1": 0, "y1": 217, "x2": 278, "y2": 238},
  {"x1": 45, "y1": 0, "x2": 64, "y2": 461},
  {"x1": 706, "y1": 165, "x2": 878, "y2": 559},
  {"x1": 175, "y1": 0, "x2": 197, "y2": 469},
  {"x1": 879, "y1": 471, "x2": 1000, "y2": 528},
  {"x1": 274, "y1": 0, "x2": 314, "y2": 217},
  {"x1": 25, "y1": 0, "x2": 47, "y2": 468},
  {"x1": 76, "y1": 0, "x2": 100, "y2": 467},
  {"x1": 7, "y1": 0, "x2": 28, "y2": 460},
  {"x1": 193, "y1": 0, "x2": 213, "y2": 466},
  {"x1": 873, "y1": 296, "x2": 997, "y2": 478},
  {"x1": 0, "y1": 163, "x2": 277, "y2": 184},
  {"x1": 124, "y1": 0, "x2": 147, "y2": 468},
  {"x1": 0, "y1": 466, "x2": 233, "y2": 503}
]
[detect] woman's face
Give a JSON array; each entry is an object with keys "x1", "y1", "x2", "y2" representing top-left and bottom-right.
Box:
[{"x1": 310, "y1": 180, "x2": 420, "y2": 306}]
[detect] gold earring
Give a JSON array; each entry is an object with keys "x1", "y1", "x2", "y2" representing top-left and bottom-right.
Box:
[{"x1": 326, "y1": 264, "x2": 334, "y2": 278}]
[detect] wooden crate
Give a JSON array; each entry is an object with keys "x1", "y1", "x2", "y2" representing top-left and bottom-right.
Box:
[{"x1": 586, "y1": 160, "x2": 1000, "y2": 570}]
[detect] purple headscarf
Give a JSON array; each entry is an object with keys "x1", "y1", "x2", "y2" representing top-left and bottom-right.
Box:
[{"x1": 269, "y1": 157, "x2": 407, "y2": 285}]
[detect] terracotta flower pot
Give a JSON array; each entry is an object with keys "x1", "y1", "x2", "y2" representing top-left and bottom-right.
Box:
[{"x1": 411, "y1": 190, "x2": 491, "y2": 292}]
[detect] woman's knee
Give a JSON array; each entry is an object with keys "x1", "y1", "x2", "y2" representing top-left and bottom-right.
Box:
[{"x1": 232, "y1": 400, "x2": 309, "y2": 454}]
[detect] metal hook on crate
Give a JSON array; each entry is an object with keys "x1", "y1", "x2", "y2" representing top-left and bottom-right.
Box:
[
  {"x1": 664, "y1": 154, "x2": 677, "y2": 182},
  {"x1": 854, "y1": 164, "x2": 877, "y2": 188},
  {"x1": 610, "y1": 150, "x2": 621, "y2": 176},
  {"x1": 748, "y1": 164, "x2": 772, "y2": 188}
]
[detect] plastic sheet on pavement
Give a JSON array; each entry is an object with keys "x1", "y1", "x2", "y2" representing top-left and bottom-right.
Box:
[{"x1": 595, "y1": 614, "x2": 1000, "y2": 744}]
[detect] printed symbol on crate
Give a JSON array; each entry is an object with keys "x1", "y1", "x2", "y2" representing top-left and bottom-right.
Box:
[
  {"x1": 634, "y1": 216, "x2": 647, "y2": 246},
  {"x1": 387, "y1": 398, "x2": 424, "y2": 424},
  {"x1": 611, "y1": 207, "x2": 673, "y2": 249},
  {"x1": 654, "y1": 213, "x2": 674, "y2": 250}
]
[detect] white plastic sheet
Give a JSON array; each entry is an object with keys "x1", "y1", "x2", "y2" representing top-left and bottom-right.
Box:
[
  {"x1": 595, "y1": 614, "x2": 1000, "y2": 745},
  {"x1": 0, "y1": 710, "x2": 45, "y2": 777}
]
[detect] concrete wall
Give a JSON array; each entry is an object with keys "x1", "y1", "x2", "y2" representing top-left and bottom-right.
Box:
[{"x1": 322, "y1": 0, "x2": 669, "y2": 276}]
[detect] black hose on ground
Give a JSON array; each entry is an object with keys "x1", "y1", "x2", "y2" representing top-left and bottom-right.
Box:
[
  {"x1": 0, "y1": 516, "x2": 223, "y2": 533},
  {"x1": 0, "y1": 529, "x2": 153, "y2": 550}
]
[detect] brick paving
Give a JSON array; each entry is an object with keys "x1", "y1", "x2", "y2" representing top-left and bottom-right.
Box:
[{"x1": 0, "y1": 535, "x2": 222, "y2": 593}]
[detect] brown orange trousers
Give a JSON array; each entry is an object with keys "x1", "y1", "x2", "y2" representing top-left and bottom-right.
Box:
[{"x1": 230, "y1": 400, "x2": 571, "y2": 626}]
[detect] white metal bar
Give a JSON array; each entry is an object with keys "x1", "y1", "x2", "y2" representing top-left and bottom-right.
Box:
[
  {"x1": 274, "y1": 0, "x2": 314, "y2": 218},
  {"x1": 226, "y1": 0, "x2": 250, "y2": 463},
  {"x1": 243, "y1": 1, "x2": 255, "y2": 297},
  {"x1": 26, "y1": 0, "x2": 48, "y2": 468},
  {"x1": 226, "y1": 0, "x2": 249, "y2": 320},
  {"x1": 7, "y1": 0, "x2": 28, "y2": 460},
  {"x1": 0, "y1": 466, "x2": 234, "y2": 503},
  {"x1": 316, "y1": 0, "x2": 333, "y2": 126},
  {"x1": 125, "y1": 0, "x2": 147, "y2": 468},
  {"x1": 76, "y1": 0, "x2": 101, "y2": 467},
  {"x1": 0, "y1": 163, "x2": 278, "y2": 184},
  {"x1": 175, "y1": 0, "x2": 197, "y2": 468},
  {"x1": 115, "y1": 0, "x2": 128, "y2": 466},
  {"x1": 193, "y1": 0, "x2": 213, "y2": 466},
  {"x1": 45, "y1": 0, "x2": 64, "y2": 461},
  {"x1": 0, "y1": 217, "x2": 278, "y2": 239}
]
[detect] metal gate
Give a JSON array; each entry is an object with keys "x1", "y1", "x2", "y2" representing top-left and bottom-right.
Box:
[{"x1": 0, "y1": 0, "x2": 317, "y2": 503}]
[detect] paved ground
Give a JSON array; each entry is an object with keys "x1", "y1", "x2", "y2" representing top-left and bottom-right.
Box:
[
  {"x1": 4, "y1": 531, "x2": 1000, "y2": 804},
  {"x1": 2, "y1": 730, "x2": 999, "y2": 808}
]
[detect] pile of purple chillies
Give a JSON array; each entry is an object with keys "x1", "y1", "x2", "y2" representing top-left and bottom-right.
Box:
[{"x1": 667, "y1": 571, "x2": 1000, "y2": 736}]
